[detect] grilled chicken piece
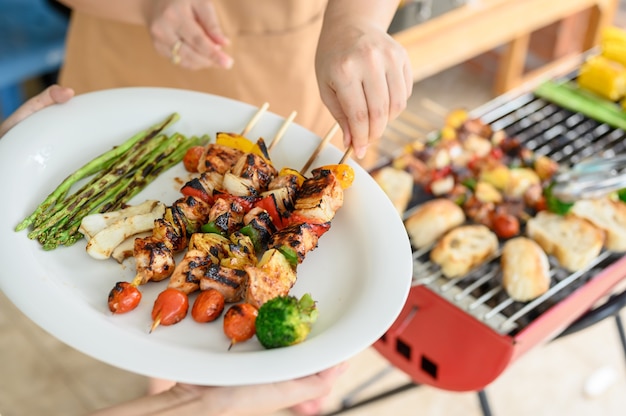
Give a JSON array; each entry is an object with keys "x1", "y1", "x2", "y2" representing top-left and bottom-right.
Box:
[
  {"x1": 152, "y1": 216, "x2": 187, "y2": 253},
  {"x1": 208, "y1": 196, "x2": 248, "y2": 234},
  {"x1": 198, "y1": 143, "x2": 244, "y2": 174},
  {"x1": 269, "y1": 222, "x2": 323, "y2": 264},
  {"x1": 292, "y1": 169, "x2": 344, "y2": 223},
  {"x1": 244, "y1": 248, "x2": 297, "y2": 308},
  {"x1": 262, "y1": 174, "x2": 299, "y2": 213},
  {"x1": 229, "y1": 153, "x2": 278, "y2": 192},
  {"x1": 178, "y1": 232, "x2": 256, "y2": 301},
  {"x1": 171, "y1": 195, "x2": 212, "y2": 234},
  {"x1": 199, "y1": 264, "x2": 248, "y2": 302},
  {"x1": 167, "y1": 249, "x2": 215, "y2": 294},
  {"x1": 133, "y1": 236, "x2": 176, "y2": 284}
]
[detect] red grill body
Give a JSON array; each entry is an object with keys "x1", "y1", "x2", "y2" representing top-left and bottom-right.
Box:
[{"x1": 372, "y1": 88, "x2": 626, "y2": 392}]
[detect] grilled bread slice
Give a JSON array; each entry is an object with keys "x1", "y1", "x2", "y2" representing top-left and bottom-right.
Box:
[
  {"x1": 430, "y1": 224, "x2": 499, "y2": 278},
  {"x1": 371, "y1": 166, "x2": 414, "y2": 215},
  {"x1": 570, "y1": 198, "x2": 626, "y2": 252},
  {"x1": 526, "y1": 211, "x2": 604, "y2": 272},
  {"x1": 404, "y1": 198, "x2": 466, "y2": 249},
  {"x1": 501, "y1": 237, "x2": 550, "y2": 302}
]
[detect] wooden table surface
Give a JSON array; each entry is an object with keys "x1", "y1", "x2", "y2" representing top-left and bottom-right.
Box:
[{"x1": 393, "y1": 0, "x2": 618, "y2": 94}]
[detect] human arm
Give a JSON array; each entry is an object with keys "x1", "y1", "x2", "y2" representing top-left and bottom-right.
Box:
[
  {"x1": 89, "y1": 363, "x2": 348, "y2": 416},
  {"x1": 56, "y1": 0, "x2": 232, "y2": 69},
  {"x1": 0, "y1": 85, "x2": 74, "y2": 138},
  {"x1": 315, "y1": 0, "x2": 413, "y2": 159}
]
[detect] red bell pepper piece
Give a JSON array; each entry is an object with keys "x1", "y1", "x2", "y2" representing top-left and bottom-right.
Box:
[
  {"x1": 254, "y1": 194, "x2": 286, "y2": 229},
  {"x1": 180, "y1": 178, "x2": 213, "y2": 204}
]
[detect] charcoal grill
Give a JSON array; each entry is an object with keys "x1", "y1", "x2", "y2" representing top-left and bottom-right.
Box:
[{"x1": 327, "y1": 81, "x2": 626, "y2": 414}]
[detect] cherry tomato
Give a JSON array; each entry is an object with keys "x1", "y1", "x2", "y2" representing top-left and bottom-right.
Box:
[
  {"x1": 150, "y1": 288, "x2": 189, "y2": 332},
  {"x1": 491, "y1": 212, "x2": 520, "y2": 239},
  {"x1": 183, "y1": 146, "x2": 205, "y2": 173},
  {"x1": 191, "y1": 289, "x2": 225, "y2": 323},
  {"x1": 534, "y1": 195, "x2": 548, "y2": 212},
  {"x1": 224, "y1": 303, "x2": 258, "y2": 348},
  {"x1": 108, "y1": 281, "x2": 142, "y2": 314}
]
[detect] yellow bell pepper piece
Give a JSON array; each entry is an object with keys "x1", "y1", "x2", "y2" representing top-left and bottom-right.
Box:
[
  {"x1": 279, "y1": 167, "x2": 306, "y2": 187},
  {"x1": 316, "y1": 164, "x2": 355, "y2": 189},
  {"x1": 216, "y1": 132, "x2": 267, "y2": 159}
]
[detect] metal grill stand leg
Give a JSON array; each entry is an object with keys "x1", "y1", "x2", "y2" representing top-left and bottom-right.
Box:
[
  {"x1": 477, "y1": 389, "x2": 492, "y2": 416},
  {"x1": 615, "y1": 314, "x2": 626, "y2": 363}
]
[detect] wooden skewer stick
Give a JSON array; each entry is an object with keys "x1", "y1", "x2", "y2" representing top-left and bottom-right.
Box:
[
  {"x1": 420, "y1": 98, "x2": 449, "y2": 118},
  {"x1": 300, "y1": 122, "x2": 340, "y2": 174},
  {"x1": 268, "y1": 110, "x2": 297, "y2": 152},
  {"x1": 241, "y1": 102, "x2": 270, "y2": 136},
  {"x1": 339, "y1": 146, "x2": 353, "y2": 164}
]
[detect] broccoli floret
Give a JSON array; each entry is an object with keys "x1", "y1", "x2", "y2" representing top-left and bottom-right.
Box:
[{"x1": 255, "y1": 293, "x2": 318, "y2": 349}]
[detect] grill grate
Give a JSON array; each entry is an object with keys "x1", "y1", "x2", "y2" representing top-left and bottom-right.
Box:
[{"x1": 400, "y1": 92, "x2": 626, "y2": 335}]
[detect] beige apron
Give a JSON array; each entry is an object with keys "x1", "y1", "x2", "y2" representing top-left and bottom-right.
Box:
[{"x1": 59, "y1": 0, "x2": 336, "y2": 139}]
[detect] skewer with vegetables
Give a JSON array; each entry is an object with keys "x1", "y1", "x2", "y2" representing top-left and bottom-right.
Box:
[
  {"x1": 92, "y1": 109, "x2": 353, "y2": 349},
  {"x1": 148, "y1": 138, "x2": 353, "y2": 338}
]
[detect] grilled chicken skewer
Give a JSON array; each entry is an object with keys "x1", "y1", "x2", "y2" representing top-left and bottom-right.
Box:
[
  {"x1": 108, "y1": 140, "x2": 277, "y2": 314},
  {"x1": 107, "y1": 109, "x2": 353, "y2": 338},
  {"x1": 149, "y1": 163, "x2": 349, "y2": 332}
]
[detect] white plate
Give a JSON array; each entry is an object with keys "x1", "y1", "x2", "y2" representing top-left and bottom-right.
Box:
[{"x1": 0, "y1": 87, "x2": 412, "y2": 386}]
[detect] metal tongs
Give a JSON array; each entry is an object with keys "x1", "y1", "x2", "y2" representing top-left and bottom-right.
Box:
[{"x1": 551, "y1": 154, "x2": 626, "y2": 202}]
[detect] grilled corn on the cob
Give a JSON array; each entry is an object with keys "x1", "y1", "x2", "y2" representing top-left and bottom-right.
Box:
[{"x1": 577, "y1": 55, "x2": 626, "y2": 101}]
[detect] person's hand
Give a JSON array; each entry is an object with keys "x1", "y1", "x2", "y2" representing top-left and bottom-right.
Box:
[
  {"x1": 0, "y1": 85, "x2": 74, "y2": 138},
  {"x1": 315, "y1": 15, "x2": 413, "y2": 159},
  {"x1": 90, "y1": 363, "x2": 348, "y2": 416},
  {"x1": 146, "y1": 0, "x2": 233, "y2": 69},
  {"x1": 179, "y1": 363, "x2": 348, "y2": 416}
]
